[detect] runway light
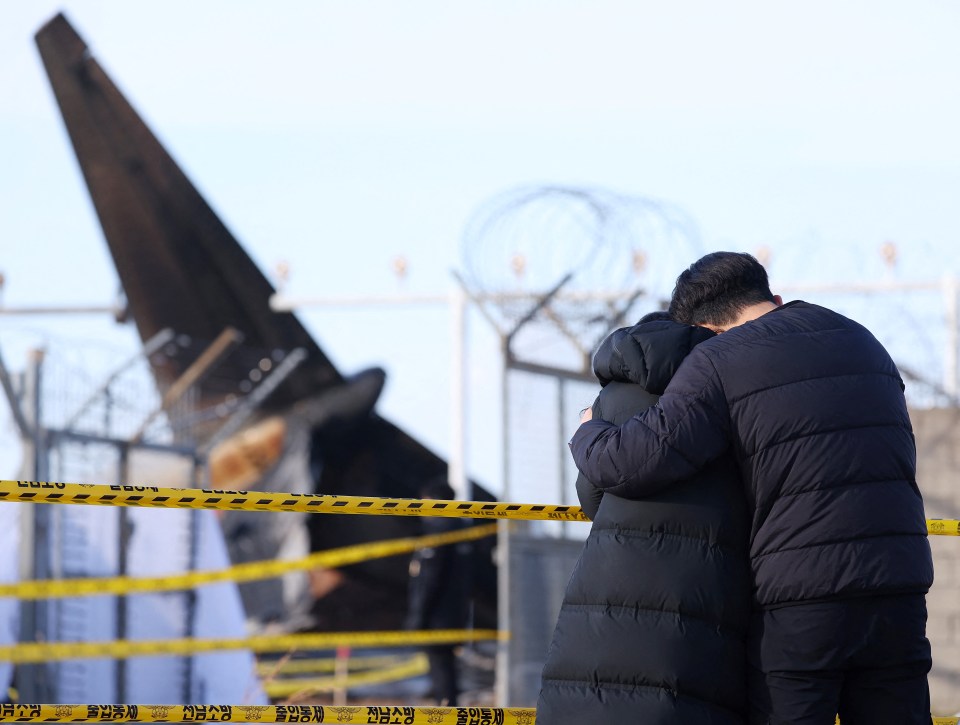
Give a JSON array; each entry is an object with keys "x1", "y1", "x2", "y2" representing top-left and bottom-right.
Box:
[
  {"x1": 510, "y1": 253, "x2": 526, "y2": 279},
  {"x1": 633, "y1": 250, "x2": 647, "y2": 274},
  {"x1": 391, "y1": 256, "x2": 408, "y2": 280},
  {"x1": 274, "y1": 260, "x2": 290, "y2": 290},
  {"x1": 881, "y1": 241, "x2": 898, "y2": 270}
]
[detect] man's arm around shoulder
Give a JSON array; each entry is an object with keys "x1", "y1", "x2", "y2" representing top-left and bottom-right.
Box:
[{"x1": 569, "y1": 346, "x2": 731, "y2": 498}]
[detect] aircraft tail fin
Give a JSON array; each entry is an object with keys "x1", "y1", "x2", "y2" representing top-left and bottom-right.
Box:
[{"x1": 35, "y1": 13, "x2": 340, "y2": 412}]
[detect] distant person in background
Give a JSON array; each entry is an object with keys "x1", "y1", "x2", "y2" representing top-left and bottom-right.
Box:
[
  {"x1": 570, "y1": 252, "x2": 933, "y2": 724},
  {"x1": 405, "y1": 478, "x2": 472, "y2": 706},
  {"x1": 538, "y1": 312, "x2": 751, "y2": 724}
]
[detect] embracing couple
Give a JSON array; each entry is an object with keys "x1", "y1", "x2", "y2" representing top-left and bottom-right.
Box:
[{"x1": 537, "y1": 252, "x2": 933, "y2": 724}]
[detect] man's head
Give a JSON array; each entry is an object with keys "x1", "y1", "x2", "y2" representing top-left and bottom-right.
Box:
[{"x1": 668, "y1": 252, "x2": 780, "y2": 331}]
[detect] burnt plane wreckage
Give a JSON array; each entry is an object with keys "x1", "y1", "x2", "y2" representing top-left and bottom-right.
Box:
[{"x1": 34, "y1": 13, "x2": 497, "y2": 633}]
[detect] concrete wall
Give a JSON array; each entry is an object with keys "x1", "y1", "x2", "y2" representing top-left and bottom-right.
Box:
[{"x1": 913, "y1": 407, "x2": 960, "y2": 714}]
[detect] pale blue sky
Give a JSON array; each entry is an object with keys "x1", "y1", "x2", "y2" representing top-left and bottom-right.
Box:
[{"x1": 1, "y1": 0, "x2": 959, "y2": 497}]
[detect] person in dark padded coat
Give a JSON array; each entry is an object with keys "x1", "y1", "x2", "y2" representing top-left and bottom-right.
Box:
[
  {"x1": 405, "y1": 478, "x2": 471, "y2": 706},
  {"x1": 570, "y1": 252, "x2": 934, "y2": 725},
  {"x1": 537, "y1": 312, "x2": 751, "y2": 725}
]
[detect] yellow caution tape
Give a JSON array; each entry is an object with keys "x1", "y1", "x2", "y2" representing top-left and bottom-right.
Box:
[
  {"x1": 258, "y1": 654, "x2": 408, "y2": 676},
  {"x1": 927, "y1": 519, "x2": 960, "y2": 536},
  {"x1": 262, "y1": 654, "x2": 428, "y2": 698},
  {"x1": 0, "y1": 707, "x2": 957, "y2": 724},
  {"x1": 3, "y1": 481, "x2": 954, "y2": 535},
  {"x1": 0, "y1": 629, "x2": 505, "y2": 664},
  {"x1": 0, "y1": 704, "x2": 538, "y2": 723},
  {"x1": 835, "y1": 716, "x2": 955, "y2": 724},
  {"x1": 0, "y1": 523, "x2": 498, "y2": 600},
  {"x1": 0, "y1": 480, "x2": 588, "y2": 521}
]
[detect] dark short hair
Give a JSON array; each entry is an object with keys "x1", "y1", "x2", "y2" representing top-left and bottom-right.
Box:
[{"x1": 668, "y1": 252, "x2": 775, "y2": 327}]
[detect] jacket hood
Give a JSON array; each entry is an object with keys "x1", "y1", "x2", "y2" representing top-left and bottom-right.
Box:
[{"x1": 593, "y1": 319, "x2": 716, "y2": 394}]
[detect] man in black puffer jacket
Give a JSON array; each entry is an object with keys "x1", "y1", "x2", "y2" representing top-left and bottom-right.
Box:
[
  {"x1": 539, "y1": 313, "x2": 750, "y2": 724},
  {"x1": 570, "y1": 252, "x2": 933, "y2": 725}
]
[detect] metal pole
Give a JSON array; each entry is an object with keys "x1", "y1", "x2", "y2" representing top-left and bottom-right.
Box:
[
  {"x1": 269, "y1": 288, "x2": 644, "y2": 312},
  {"x1": 184, "y1": 456, "x2": 204, "y2": 703},
  {"x1": 943, "y1": 274, "x2": 959, "y2": 400},
  {"x1": 0, "y1": 304, "x2": 120, "y2": 316},
  {"x1": 557, "y1": 378, "x2": 567, "y2": 539},
  {"x1": 182, "y1": 507, "x2": 201, "y2": 703},
  {"x1": 494, "y1": 341, "x2": 511, "y2": 706},
  {"x1": 449, "y1": 285, "x2": 468, "y2": 500},
  {"x1": 18, "y1": 348, "x2": 52, "y2": 702},
  {"x1": 495, "y1": 274, "x2": 576, "y2": 706},
  {"x1": 115, "y1": 444, "x2": 131, "y2": 703}
]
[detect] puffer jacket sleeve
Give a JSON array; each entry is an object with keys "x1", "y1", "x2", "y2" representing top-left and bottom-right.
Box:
[
  {"x1": 569, "y1": 346, "x2": 731, "y2": 498},
  {"x1": 574, "y1": 471, "x2": 602, "y2": 520},
  {"x1": 574, "y1": 398, "x2": 604, "y2": 520}
]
